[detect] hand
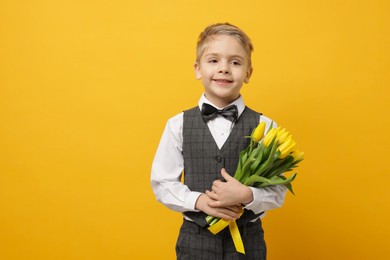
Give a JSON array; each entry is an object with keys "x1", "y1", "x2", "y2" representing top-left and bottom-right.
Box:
[
  {"x1": 195, "y1": 194, "x2": 241, "y2": 221},
  {"x1": 206, "y1": 168, "x2": 253, "y2": 207}
]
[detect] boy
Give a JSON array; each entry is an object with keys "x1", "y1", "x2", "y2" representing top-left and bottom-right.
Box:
[{"x1": 151, "y1": 23, "x2": 287, "y2": 259}]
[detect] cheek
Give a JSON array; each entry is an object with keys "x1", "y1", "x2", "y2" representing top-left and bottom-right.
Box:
[
  {"x1": 242, "y1": 71, "x2": 251, "y2": 83},
  {"x1": 203, "y1": 71, "x2": 214, "y2": 80},
  {"x1": 237, "y1": 72, "x2": 248, "y2": 82},
  {"x1": 201, "y1": 78, "x2": 210, "y2": 87}
]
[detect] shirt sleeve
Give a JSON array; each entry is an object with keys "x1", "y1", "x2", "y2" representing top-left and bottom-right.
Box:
[
  {"x1": 150, "y1": 113, "x2": 202, "y2": 212},
  {"x1": 243, "y1": 115, "x2": 288, "y2": 214},
  {"x1": 244, "y1": 185, "x2": 287, "y2": 214}
]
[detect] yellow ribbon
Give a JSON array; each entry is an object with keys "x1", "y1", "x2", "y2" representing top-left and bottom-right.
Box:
[{"x1": 207, "y1": 210, "x2": 245, "y2": 254}]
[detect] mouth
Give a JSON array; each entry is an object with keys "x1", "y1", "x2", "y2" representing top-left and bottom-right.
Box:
[{"x1": 213, "y1": 79, "x2": 233, "y2": 84}]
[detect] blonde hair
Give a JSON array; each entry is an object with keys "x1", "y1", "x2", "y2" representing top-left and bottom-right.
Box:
[{"x1": 196, "y1": 23, "x2": 254, "y2": 67}]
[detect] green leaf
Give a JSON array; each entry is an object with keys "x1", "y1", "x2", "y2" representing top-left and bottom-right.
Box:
[
  {"x1": 256, "y1": 182, "x2": 272, "y2": 188},
  {"x1": 248, "y1": 145, "x2": 261, "y2": 160},
  {"x1": 291, "y1": 158, "x2": 304, "y2": 167},
  {"x1": 233, "y1": 166, "x2": 242, "y2": 181},
  {"x1": 262, "y1": 158, "x2": 284, "y2": 176},
  {"x1": 284, "y1": 182, "x2": 295, "y2": 195},
  {"x1": 272, "y1": 174, "x2": 297, "y2": 194},
  {"x1": 242, "y1": 157, "x2": 256, "y2": 173},
  {"x1": 240, "y1": 147, "x2": 249, "y2": 166},
  {"x1": 235, "y1": 147, "x2": 250, "y2": 182},
  {"x1": 269, "y1": 173, "x2": 297, "y2": 185},
  {"x1": 254, "y1": 138, "x2": 279, "y2": 176},
  {"x1": 243, "y1": 175, "x2": 271, "y2": 186},
  {"x1": 250, "y1": 147, "x2": 264, "y2": 172},
  {"x1": 265, "y1": 156, "x2": 295, "y2": 179}
]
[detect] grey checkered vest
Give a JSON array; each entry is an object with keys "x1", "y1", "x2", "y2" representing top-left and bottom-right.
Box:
[{"x1": 183, "y1": 106, "x2": 263, "y2": 227}]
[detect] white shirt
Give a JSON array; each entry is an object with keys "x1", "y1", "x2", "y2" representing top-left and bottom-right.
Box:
[{"x1": 151, "y1": 94, "x2": 287, "y2": 217}]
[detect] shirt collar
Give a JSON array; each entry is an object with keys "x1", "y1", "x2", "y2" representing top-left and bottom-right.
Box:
[{"x1": 198, "y1": 93, "x2": 246, "y2": 118}]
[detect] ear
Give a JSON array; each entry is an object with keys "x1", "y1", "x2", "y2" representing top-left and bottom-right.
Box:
[
  {"x1": 194, "y1": 62, "x2": 202, "y2": 80},
  {"x1": 244, "y1": 67, "x2": 253, "y2": 84}
]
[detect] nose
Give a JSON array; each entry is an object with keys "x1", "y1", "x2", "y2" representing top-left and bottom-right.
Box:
[{"x1": 218, "y1": 61, "x2": 230, "y2": 74}]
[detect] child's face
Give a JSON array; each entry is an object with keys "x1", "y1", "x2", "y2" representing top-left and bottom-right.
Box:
[{"x1": 195, "y1": 35, "x2": 252, "y2": 107}]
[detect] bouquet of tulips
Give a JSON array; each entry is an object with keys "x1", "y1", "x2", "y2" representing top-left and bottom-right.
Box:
[
  {"x1": 205, "y1": 122, "x2": 304, "y2": 253},
  {"x1": 234, "y1": 121, "x2": 303, "y2": 193}
]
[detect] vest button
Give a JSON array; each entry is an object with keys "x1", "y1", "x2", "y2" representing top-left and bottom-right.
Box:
[{"x1": 215, "y1": 155, "x2": 223, "y2": 163}]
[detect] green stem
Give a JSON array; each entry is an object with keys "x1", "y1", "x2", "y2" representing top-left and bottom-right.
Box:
[{"x1": 209, "y1": 217, "x2": 220, "y2": 226}]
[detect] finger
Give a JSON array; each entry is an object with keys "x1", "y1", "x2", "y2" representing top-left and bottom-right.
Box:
[
  {"x1": 213, "y1": 208, "x2": 240, "y2": 220},
  {"x1": 208, "y1": 199, "x2": 222, "y2": 208},
  {"x1": 219, "y1": 214, "x2": 236, "y2": 221},
  {"x1": 226, "y1": 205, "x2": 241, "y2": 213},
  {"x1": 211, "y1": 208, "x2": 237, "y2": 220},
  {"x1": 205, "y1": 190, "x2": 218, "y2": 200},
  {"x1": 216, "y1": 213, "x2": 235, "y2": 221},
  {"x1": 211, "y1": 183, "x2": 220, "y2": 192},
  {"x1": 213, "y1": 178, "x2": 222, "y2": 183},
  {"x1": 221, "y1": 168, "x2": 234, "y2": 181},
  {"x1": 212, "y1": 179, "x2": 222, "y2": 188},
  {"x1": 208, "y1": 199, "x2": 236, "y2": 209}
]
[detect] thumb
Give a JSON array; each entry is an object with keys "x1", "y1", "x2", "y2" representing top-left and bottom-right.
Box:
[{"x1": 221, "y1": 168, "x2": 234, "y2": 181}]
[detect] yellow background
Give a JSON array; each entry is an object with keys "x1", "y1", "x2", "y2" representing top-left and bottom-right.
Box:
[{"x1": 1, "y1": 0, "x2": 389, "y2": 259}]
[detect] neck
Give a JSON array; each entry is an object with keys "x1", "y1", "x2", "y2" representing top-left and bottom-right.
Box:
[{"x1": 204, "y1": 94, "x2": 240, "y2": 108}]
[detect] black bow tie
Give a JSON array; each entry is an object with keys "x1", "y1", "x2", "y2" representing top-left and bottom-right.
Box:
[{"x1": 201, "y1": 103, "x2": 238, "y2": 123}]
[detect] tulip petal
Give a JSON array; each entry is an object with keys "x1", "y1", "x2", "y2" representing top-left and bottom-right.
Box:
[{"x1": 252, "y1": 122, "x2": 266, "y2": 142}]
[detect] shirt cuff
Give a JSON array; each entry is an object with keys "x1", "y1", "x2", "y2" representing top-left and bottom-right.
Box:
[
  {"x1": 243, "y1": 186, "x2": 286, "y2": 214},
  {"x1": 243, "y1": 187, "x2": 257, "y2": 209},
  {"x1": 184, "y1": 191, "x2": 203, "y2": 211}
]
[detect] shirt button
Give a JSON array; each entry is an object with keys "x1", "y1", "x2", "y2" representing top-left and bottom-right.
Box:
[{"x1": 215, "y1": 156, "x2": 223, "y2": 163}]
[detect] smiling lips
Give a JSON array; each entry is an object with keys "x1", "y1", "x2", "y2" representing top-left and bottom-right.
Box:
[{"x1": 213, "y1": 79, "x2": 233, "y2": 84}]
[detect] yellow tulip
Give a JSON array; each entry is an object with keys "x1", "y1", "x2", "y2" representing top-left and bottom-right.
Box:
[
  {"x1": 252, "y1": 122, "x2": 266, "y2": 142},
  {"x1": 262, "y1": 127, "x2": 277, "y2": 147},
  {"x1": 276, "y1": 126, "x2": 285, "y2": 135},
  {"x1": 278, "y1": 138, "x2": 296, "y2": 158},
  {"x1": 276, "y1": 128, "x2": 291, "y2": 145},
  {"x1": 278, "y1": 137, "x2": 292, "y2": 151},
  {"x1": 291, "y1": 150, "x2": 304, "y2": 161}
]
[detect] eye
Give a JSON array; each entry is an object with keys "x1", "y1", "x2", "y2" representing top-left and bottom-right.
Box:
[
  {"x1": 231, "y1": 60, "x2": 241, "y2": 66},
  {"x1": 208, "y1": 59, "x2": 218, "y2": 63}
]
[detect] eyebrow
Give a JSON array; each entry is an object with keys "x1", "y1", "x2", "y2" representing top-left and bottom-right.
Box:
[{"x1": 204, "y1": 53, "x2": 245, "y2": 60}]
